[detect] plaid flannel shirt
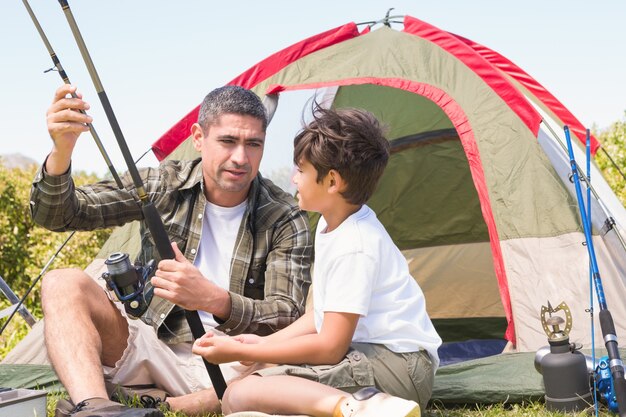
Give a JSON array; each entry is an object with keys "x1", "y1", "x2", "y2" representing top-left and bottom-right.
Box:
[{"x1": 31, "y1": 158, "x2": 312, "y2": 343}]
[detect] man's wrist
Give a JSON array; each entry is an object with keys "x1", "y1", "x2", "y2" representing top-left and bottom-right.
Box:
[
  {"x1": 210, "y1": 287, "x2": 233, "y2": 323},
  {"x1": 44, "y1": 149, "x2": 72, "y2": 176}
]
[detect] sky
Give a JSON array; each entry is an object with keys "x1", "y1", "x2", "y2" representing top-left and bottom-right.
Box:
[{"x1": 1, "y1": 0, "x2": 625, "y2": 179}]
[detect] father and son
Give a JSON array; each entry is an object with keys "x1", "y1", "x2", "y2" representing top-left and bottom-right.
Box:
[{"x1": 30, "y1": 83, "x2": 442, "y2": 417}]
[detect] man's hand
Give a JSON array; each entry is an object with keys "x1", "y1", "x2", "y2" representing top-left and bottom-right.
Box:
[
  {"x1": 45, "y1": 84, "x2": 92, "y2": 175},
  {"x1": 152, "y1": 242, "x2": 232, "y2": 318},
  {"x1": 192, "y1": 332, "x2": 244, "y2": 364}
]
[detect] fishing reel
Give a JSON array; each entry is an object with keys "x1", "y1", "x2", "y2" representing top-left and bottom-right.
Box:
[
  {"x1": 596, "y1": 356, "x2": 620, "y2": 413},
  {"x1": 102, "y1": 252, "x2": 155, "y2": 319}
]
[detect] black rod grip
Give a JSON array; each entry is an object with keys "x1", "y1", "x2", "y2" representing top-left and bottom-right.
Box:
[
  {"x1": 600, "y1": 309, "x2": 617, "y2": 336},
  {"x1": 614, "y1": 376, "x2": 626, "y2": 417},
  {"x1": 141, "y1": 202, "x2": 175, "y2": 260},
  {"x1": 185, "y1": 310, "x2": 228, "y2": 398},
  {"x1": 141, "y1": 201, "x2": 227, "y2": 398}
]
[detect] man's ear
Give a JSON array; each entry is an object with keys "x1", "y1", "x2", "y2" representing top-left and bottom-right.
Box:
[{"x1": 191, "y1": 123, "x2": 205, "y2": 152}]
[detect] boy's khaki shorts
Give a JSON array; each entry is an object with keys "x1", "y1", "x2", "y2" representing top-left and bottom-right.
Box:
[{"x1": 255, "y1": 343, "x2": 434, "y2": 410}]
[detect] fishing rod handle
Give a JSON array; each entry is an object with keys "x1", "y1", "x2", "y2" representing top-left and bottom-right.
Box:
[
  {"x1": 600, "y1": 310, "x2": 626, "y2": 417},
  {"x1": 185, "y1": 310, "x2": 228, "y2": 399},
  {"x1": 140, "y1": 202, "x2": 174, "y2": 260},
  {"x1": 142, "y1": 202, "x2": 227, "y2": 399}
]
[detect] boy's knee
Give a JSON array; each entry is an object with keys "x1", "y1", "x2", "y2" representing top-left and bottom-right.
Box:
[{"x1": 222, "y1": 375, "x2": 260, "y2": 413}]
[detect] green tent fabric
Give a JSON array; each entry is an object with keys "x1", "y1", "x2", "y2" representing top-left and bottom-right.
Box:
[
  {"x1": 0, "y1": 364, "x2": 64, "y2": 392},
  {"x1": 0, "y1": 356, "x2": 544, "y2": 405}
]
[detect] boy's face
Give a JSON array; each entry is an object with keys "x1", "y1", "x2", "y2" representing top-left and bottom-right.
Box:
[{"x1": 292, "y1": 158, "x2": 328, "y2": 212}]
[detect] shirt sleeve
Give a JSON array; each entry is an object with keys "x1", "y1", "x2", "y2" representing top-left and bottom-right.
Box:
[
  {"x1": 30, "y1": 160, "x2": 145, "y2": 232},
  {"x1": 215, "y1": 209, "x2": 313, "y2": 335},
  {"x1": 320, "y1": 252, "x2": 377, "y2": 317}
]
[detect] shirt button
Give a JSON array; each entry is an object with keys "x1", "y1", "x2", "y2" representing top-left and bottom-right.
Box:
[
  {"x1": 160, "y1": 313, "x2": 166, "y2": 319},
  {"x1": 248, "y1": 278, "x2": 254, "y2": 284},
  {"x1": 198, "y1": 213, "x2": 203, "y2": 219},
  {"x1": 225, "y1": 328, "x2": 231, "y2": 332},
  {"x1": 191, "y1": 248, "x2": 196, "y2": 254}
]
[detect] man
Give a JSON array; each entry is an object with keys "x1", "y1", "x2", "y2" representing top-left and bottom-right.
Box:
[{"x1": 31, "y1": 84, "x2": 312, "y2": 417}]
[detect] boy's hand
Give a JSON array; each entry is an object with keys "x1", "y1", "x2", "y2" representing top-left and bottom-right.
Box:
[
  {"x1": 232, "y1": 333, "x2": 264, "y2": 365},
  {"x1": 232, "y1": 333, "x2": 264, "y2": 345},
  {"x1": 192, "y1": 332, "x2": 243, "y2": 364}
]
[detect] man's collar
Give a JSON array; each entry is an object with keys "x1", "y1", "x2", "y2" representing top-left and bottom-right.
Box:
[{"x1": 180, "y1": 158, "x2": 261, "y2": 213}]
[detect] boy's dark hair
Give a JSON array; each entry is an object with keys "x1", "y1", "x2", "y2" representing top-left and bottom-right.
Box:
[
  {"x1": 198, "y1": 85, "x2": 268, "y2": 133},
  {"x1": 293, "y1": 107, "x2": 390, "y2": 205}
]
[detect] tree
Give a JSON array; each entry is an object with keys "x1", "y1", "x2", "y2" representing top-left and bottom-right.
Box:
[
  {"x1": 595, "y1": 112, "x2": 626, "y2": 205},
  {"x1": 0, "y1": 163, "x2": 111, "y2": 357}
]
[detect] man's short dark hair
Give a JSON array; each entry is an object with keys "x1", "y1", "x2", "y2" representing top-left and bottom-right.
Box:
[
  {"x1": 293, "y1": 107, "x2": 390, "y2": 205},
  {"x1": 198, "y1": 86, "x2": 268, "y2": 132}
]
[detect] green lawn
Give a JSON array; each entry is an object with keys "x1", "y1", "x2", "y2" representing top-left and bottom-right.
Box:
[{"x1": 45, "y1": 392, "x2": 613, "y2": 417}]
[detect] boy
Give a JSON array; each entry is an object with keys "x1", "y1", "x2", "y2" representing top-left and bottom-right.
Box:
[{"x1": 192, "y1": 107, "x2": 442, "y2": 416}]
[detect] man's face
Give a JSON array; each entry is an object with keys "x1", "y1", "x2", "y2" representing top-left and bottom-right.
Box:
[{"x1": 192, "y1": 113, "x2": 265, "y2": 207}]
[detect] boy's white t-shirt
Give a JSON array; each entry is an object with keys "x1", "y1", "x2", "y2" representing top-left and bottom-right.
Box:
[
  {"x1": 194, "y1": 199, "x2": 247, "y2": 329},
  {"x1": 313, "y1": 205, "x2": 442, "y2": 369}
]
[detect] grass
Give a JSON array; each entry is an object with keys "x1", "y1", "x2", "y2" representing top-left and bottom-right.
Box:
[{"x1": 44, "y1": 392, "x2": 614, "y2": 417}]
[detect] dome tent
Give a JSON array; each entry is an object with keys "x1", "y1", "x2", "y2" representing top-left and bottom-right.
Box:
[{"x1": 147, "y1": 15, "x2": 626, "y2": 355}]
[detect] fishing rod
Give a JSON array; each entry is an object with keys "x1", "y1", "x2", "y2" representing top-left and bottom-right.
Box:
[
  {"x1": 0, "y1": 232, "x2": 75, "y2": 336},
  {"x1": 542, "y1": 120, "x2": 626, "y2": 253},
  {"x1": 565, "y1": 125, "x2": 626, "y2": 417},
  {"x1": 54, "y1": 0, "x2": 227, "y2": 398},
  {"x1": 586, "y1": 129, "x2": 599, "y2": 417},
  {"x1": 21, "y1": 0, "x2": 123, "y2": 189}
]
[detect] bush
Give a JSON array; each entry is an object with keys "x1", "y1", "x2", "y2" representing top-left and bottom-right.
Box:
[
  {"x1": 595, "y1": 112, "x2": 626, "y2": 205},
  {"x1": 0, "y1": 163, "x2": 111, "y2": 358}
]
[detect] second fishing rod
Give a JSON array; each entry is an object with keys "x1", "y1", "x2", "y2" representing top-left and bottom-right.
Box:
[
  {"x1": 565, "y1": 126, "x2": 626, "y2": 417},
  {"x1": 55, "y1": 0, "x2": 228, "y2": 399}
]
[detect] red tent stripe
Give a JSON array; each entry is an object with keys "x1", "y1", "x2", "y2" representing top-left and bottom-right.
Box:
[
  {"x1": 151, "y1": 106, "x2": 200, "y2": 161},
  {"x1": 151, "y1": 23, "x2": 360, "y2": 160},
  {"x1": 228, "y1": 23, "x2": 360, "y2": 89},
  {"x1": 265, "y1": 78, "x2": 516, "y2": 343},
  {"x1": 403, "y1": 16, "x2": 542, "y2": 138},
  {"x1": 451, "y1": 33, "x2": 600, "y2": 154}
]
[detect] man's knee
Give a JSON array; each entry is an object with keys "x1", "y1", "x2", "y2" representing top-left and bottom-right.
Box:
[
  {"x1": 41, "y1": 268, "x2": 106, "y2": 312},
  {"x1": 42, "y1": 268, "x2": 84, "y2": 297}
]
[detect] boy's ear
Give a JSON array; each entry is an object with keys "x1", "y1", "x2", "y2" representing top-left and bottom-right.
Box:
[{"x1": 327, "y1": 169, "x2": 346, "y2": 193}]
